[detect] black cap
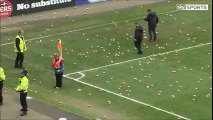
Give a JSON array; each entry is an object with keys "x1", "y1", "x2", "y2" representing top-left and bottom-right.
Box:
[{"x1": 21, "y1": 69, "x2": 28, "y2": 76}]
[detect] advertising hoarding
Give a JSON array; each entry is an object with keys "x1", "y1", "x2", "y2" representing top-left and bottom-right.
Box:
[
  {"x1": 75, "y1": 0, "x2": 106, "y2": 5},
  {"x1": 0, "y1": 0, "x2": 75, "y2": 18}
]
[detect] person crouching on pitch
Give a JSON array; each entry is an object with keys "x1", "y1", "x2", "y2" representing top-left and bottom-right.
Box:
[{"x1": 52, "y1": 54, "x2": 64, "y2": 89}]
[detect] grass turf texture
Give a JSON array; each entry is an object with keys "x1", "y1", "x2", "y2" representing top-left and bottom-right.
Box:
[{"x1": 0, "y1": 0, "x2": 212, "y2": 119}]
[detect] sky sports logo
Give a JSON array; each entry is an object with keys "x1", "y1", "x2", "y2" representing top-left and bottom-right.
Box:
[{"x1": 176, "y1": 4, "x2": 208, "y2": 10}]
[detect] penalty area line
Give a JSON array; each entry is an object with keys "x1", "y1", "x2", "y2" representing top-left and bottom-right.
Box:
[
  {"x1": 64, "y1": 75, "x2": 191, "y2": 120},
  {"x1": 64, "y1": 42, "x2": 212, "y2": 76}
]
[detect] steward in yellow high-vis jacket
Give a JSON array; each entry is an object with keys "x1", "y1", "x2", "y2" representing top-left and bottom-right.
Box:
[
  {"x1": 14, "y1": 30, "x2": 27, "y2": 69},
  {"x1": 15, "y1": 69, "x2": 29, "y2": 116},
  {"x1": 0, "y1": 67, "x2": 6, "y2": 105}
]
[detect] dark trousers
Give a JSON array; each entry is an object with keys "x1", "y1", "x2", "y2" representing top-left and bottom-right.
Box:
[
  {"x1": 55, "y1": 73, "x2": 63, "y2": 88},
  {"x1": 148, "y1": 27, "x2": 157, "y2": 40},
  {"x1": 15, "y1": 52, "x2": 24, "y2": 67},
  {"x1": 0, "y1": 81, "x2": 3, "y2": 103},
  {"x1": 20, "y1": 92, "x2": 28, "y2": 111},
  {"x1": 134, "y1": 40, "x2": 142, "y2": 54}
]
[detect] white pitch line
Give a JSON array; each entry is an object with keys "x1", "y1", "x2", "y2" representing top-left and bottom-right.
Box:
[
  {"x1": 0, "y1": 9, "x2": 179, "y2": 46},
  {"x1": 64, "y1": 42, "x2": 212, "y2": 76},
  {"x1": 63, "y1": 42, "x2": 212, "y2": 120},
  {"x1": 64, "y1": 75, "x2": 191, "y2": 120},
  {"x1": 67, "y1": 72, "x2": 85, "y2": 80}
]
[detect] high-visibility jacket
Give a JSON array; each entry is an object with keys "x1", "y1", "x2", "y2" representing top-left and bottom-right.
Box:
[
  {"x1": 52, "y1": 56, "x2": 64, "y2": 68},
  {"x1": 0, "y1": 67, "x2": 5, "y2": 81},
  {"x1": 14, "y1": 35, "x2": 27, "y2": 53},
  {"x1": 52, "y1": 56, "x2": 64, "y2": 74},
  {"x1": 16, "y1": 76, "x2": 28, "y2": 92}
]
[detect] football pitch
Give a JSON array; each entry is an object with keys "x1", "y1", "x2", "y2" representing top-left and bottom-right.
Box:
[{"x1": 0, "y1": 0, "x2": 212, "y2": 119}]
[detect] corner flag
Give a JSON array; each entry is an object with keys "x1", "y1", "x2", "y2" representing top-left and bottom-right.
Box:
[{"x1": 57, "y1": 39, "x2": 62, "y2": 56}]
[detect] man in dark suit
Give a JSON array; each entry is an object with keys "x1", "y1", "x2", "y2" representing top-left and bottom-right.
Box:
[
  {"x1": 144, "y1": 9, "x2": 159, "y2": 41},
  {"x1": 134, "y1": 22, "x2": 143, "y2": 54}
]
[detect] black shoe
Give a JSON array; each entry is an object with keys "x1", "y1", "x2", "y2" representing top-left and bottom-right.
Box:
[
  {"x1": 138, "y1": 51, "x2": 143, "y2": 54},
  {"x1": 20, "y1": 112, "x2": 27, "y2": 116},
  {"x1": 20, "y1": 109, "x2": 28, "y2": 111},
  {"x1": 0, "y1": 102, "x2": 3, "y2": 106},
  {"x1": 15, "y1": 65, "x2": 20, "y2": 68}
]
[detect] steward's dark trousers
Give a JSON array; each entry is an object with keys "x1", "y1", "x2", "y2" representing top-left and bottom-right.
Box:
[
  {"x1": 55, "y1": 72, "x2": 63, "y2": 88},
  {"x1": 134, "y1": 40, "x2": 142, "y2": 53},
  {"x1": 15, "y1": 52, "x2": 24, "y2": 68},
  {"x1": 0, "y1": 81, "x2": 3, "y2": 103},
  {"x1": 148, "y1": 26, "x2": 157, "y2": 40},
  {"x1": 20, "y1": 92, "x2": 28, "y2": 111}
]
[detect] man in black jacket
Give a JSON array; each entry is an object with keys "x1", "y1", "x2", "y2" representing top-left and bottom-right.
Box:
[
  {"x1": 144, "y1": 9, "x2": 159, "y2": 41},
  {"x1": 134, "y1": 22, "x2": 143, "y2": 54}
]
